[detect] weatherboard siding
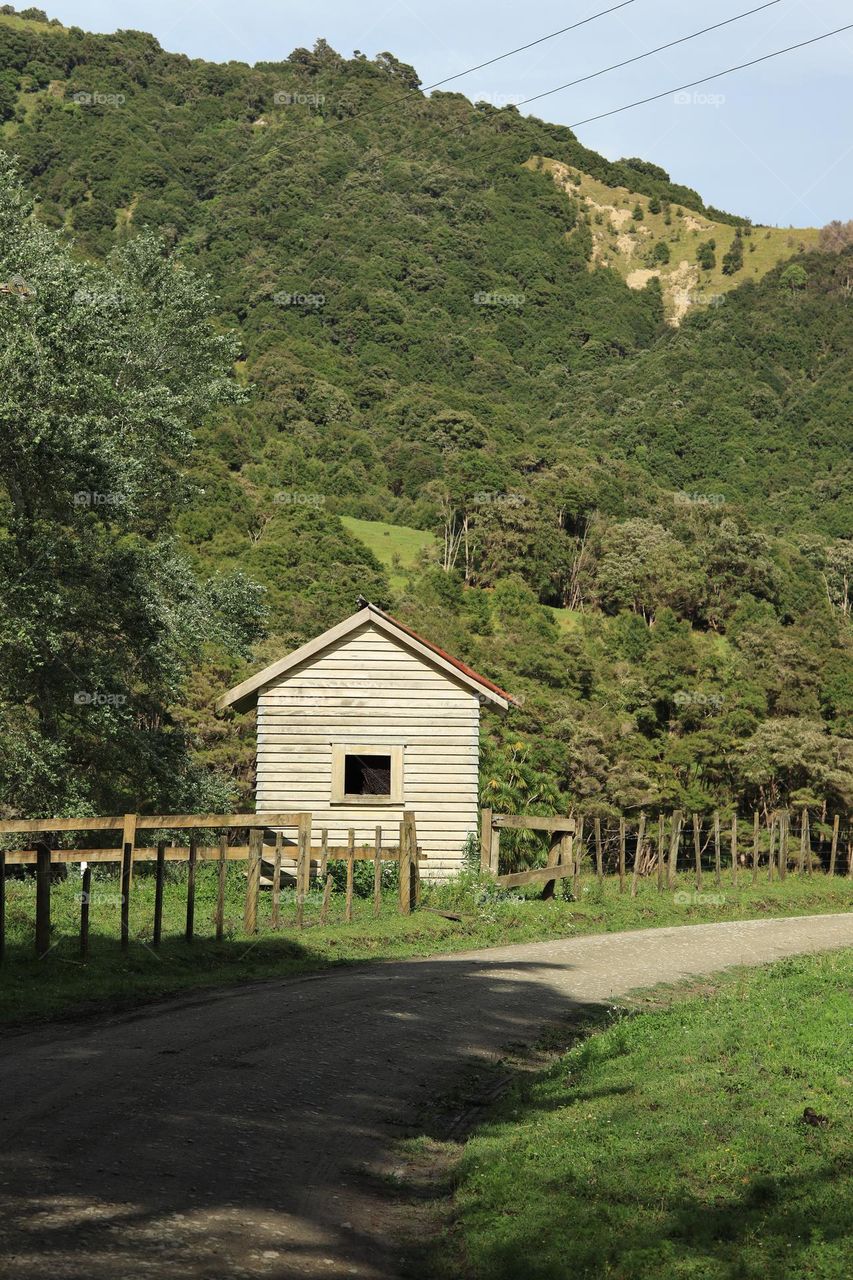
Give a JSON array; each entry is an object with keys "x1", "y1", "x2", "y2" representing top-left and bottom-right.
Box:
[{"x1": 255, "y1": 621, "x2": 480, "y2": 878}]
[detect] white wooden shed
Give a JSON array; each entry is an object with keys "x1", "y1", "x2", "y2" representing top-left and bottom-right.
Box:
[{"x1": 216, "y1": 601, "x2": 514, "y2": 879}]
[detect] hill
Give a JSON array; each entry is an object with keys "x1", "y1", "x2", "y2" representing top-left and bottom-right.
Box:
[{"x1": 0, "y1": 10, "x2": 850, "y2": 823}]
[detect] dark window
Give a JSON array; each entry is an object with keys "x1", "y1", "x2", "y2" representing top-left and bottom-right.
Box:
[{"x1": 344, "y1": 753, "x2": 391, "y2": 796}]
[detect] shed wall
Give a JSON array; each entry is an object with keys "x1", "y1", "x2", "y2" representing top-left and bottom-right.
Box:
[{"x1": 255, "y1": 621, "x2": 480, "y2": 879}]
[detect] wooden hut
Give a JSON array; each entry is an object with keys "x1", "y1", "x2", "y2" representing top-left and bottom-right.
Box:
[{"x1": 216, "y1": 601, "x2": 514, "y2": 879}]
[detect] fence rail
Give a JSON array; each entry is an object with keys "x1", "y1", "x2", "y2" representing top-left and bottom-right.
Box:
[
  {"x1": 0, "y1": 810, "x2": 420, "y2": 959},
  {"x1": 481, "y1": 810, "x2": 577, "y2": 896},
  {"x1": 480, "y1": 806, "x2": 853, "y2": 895}
]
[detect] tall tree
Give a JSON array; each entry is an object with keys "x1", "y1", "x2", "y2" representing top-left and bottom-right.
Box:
[{"x1": 0, "y1": 154, "x2": 262, "y2": 817}]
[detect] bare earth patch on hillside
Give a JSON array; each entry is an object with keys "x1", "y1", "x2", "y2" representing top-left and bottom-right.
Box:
[{"x1": 529, "y1": 155, "x2": 819, "y2": 324}]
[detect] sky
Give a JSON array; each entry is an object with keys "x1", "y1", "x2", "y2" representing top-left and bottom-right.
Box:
[{"x1": 44, "y1": 1, "x2": 853, "y2": 225}]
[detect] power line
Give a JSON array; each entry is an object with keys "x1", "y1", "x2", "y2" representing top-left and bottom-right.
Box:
[
  {"x1": 567, "y1": 23, "x2": 853, "y2": 127},
  {"x1": 422, "y1": 0, "x2": 637, "y2": 91},
  {"x1": 517, "y1": 0, "x2": 781, "y2": 108}
]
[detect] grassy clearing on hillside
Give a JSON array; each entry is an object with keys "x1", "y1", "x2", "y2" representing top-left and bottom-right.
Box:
[
  {"x1": 340, "y1": 515, "x2": 435, "y2": 587},
  {"x1": 531, "y1": 156, "x2": 819, "y2": 323},
  {"x1": 429, "y1": 949, "x2": 852, "y2": 1280},
  {"x1": 549, "y1": 605, "x2": 582, "y2": 633},
  {"x1": 0, "y1": 866, "x2": 848, "y2": 1026},
  {"x1": 0, "y1": 13, "x2": 67, "y2": 35}
]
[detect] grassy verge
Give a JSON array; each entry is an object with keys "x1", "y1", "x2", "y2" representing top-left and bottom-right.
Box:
[
  {"x1": 427, "y1": 950, "x2": 853, "y2": 1279},
  {"x1": 0, "y1": 865, "x2": 849, "y2": 1027}
]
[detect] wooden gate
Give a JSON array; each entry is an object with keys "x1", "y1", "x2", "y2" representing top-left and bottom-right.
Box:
[{"x1": 479, "y1": 809, "x2": 576, "y2": 896}]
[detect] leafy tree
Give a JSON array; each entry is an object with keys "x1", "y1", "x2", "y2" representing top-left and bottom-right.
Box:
[
  {"x1": 0, "y1": 155, "x2": 256, "y2": 817},
  {"x1": 737, "y1": 718, "x2": 853, "y2": 812},
  {"x1": 594, "y1": 520, "x2": 703, "y2": 622},
  {"x1": 780, "y1": 263, "x2": 808, "y2": 294}
]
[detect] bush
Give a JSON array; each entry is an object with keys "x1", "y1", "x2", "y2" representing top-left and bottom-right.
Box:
[{"x1": 722, "y1": 231, "x2": 744, "y2": 275}]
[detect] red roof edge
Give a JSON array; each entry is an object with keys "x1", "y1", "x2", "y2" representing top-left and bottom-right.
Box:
[{"x1": 369, "y1": 604, "x2": 519, "y2": 707}]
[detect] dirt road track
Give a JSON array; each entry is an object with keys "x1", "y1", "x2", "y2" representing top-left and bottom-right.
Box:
[{"x1": 1, "y1": 914, "x2": 850, "y2": 1279}]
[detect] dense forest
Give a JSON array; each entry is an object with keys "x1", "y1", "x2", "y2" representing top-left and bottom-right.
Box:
[{"x1": 0, "y1": 8, "x2": 851, "y2": 829}]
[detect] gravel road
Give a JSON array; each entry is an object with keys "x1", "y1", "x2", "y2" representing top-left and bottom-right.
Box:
[{"x1": 1, "y1": 913, "x2": 850, "y2": 1279}]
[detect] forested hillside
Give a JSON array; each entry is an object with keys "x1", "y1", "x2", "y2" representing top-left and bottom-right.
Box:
[{"x1": 1, "y1": 9, "x2": 851, "y2": 825}]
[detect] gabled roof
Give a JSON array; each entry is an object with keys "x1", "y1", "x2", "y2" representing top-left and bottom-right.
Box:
[{"x1": 216, "y1": 602, "x2": 516, "y2": 714}]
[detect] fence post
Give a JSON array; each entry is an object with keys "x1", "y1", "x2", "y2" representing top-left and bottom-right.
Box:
[
  {"x1": 298, "y1": 814, "x2": 312, "y2": 897},
  {"x1": 713, "y1": 812, "x2": 721, "y2": 887},
  {"x1": 79, "y1": 863, "x2": 91, "y2": 961},
  {"x1": 399, "y1": 813, "x2": 415, "y2": 915},
  {"x1": 35, "y1": 839, "x2": 52, "y2": 958},
  {"x1": 270, "y1": 832, "x2": 282, "y2": 931},
  {"x1": 489, "y1": 822, "x2": 501, "y2": 876},
  {"x1": 752, "y1": 811, "x2": 760, "y2": 884},
  {"x1": 480, "y1": 808, "x2": 493, "y2": 873},
  {"x1": 216, "y1": 834, "x2": 227, "y2": 942},
  {"x1": 319, "y1": 827, "x2": 329, "y2": 882},
  {"x1": 185, "y1": 839, "x2": 197, "y2": 943},
  {"x1": 413, "y1": 836, "x2": 422, "y2": 906},
  {"x1": 828, "y1": 814, "x2": 840, "y2": 876},
  {"x1": 405, "y1": 811, "x2": 418, "y2": 912},
  {"x1": 618, "y1": 818, "x2": 626, "y2": 893},
  {"x1": 571, "y1": 816, "x2": 582, "y2": 899},
  {"x1": 296, "y1": 815, "x2": 312, "y2": 929},
  {"x1": 153, "y1": 840, "x2": 166, "y2": 946},
  {"x1": 345, "y1": 829, "x2": 355, "y2": 923},
  {"x1": 373, "y1": 825, "x2": 382, "y2": 917},
  {"x1": 656, "y1": 814, "x2": 665, "y2": 892},
  {"x1": 730, "y1": 814, "x2": 738, "y2": 887},
  {"x1": 243, "y1": 826, "x2": 262, "y2": 934},
  {"x1": 120, "y1": 839, "x2": 132, "y2": 952},
  {"x1": 799, "y1": 808, "x2": 812, "y2": 875},
  {"x1": 767, "y1": 814, "x2": 776, "y2": 882},
  {"x1": 692, "y1": 813, "x2": 702, "y2": 893},
  {"x1": 779, "y1": 811, "x2": 788, "y2": 880},
  {"x1": 631, "y1": 812, "x2": 646, "y2": 898},
  {"x1": 121, "y1": 813, "x2": 137, "y2": 887},
  {"x1": 595, "y1": 817, "x2": 604, "y2": 884},
  {"x1": 668, "y1": 811, "x2": 683, "y2": 888},
  {"x1": 542, "y1": 831, "x2": 562, "y2": 901}
]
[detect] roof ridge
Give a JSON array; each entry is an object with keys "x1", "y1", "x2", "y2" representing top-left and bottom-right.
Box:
[{"x1": 364, "y1": 602, "x2": 518, "y2": 706}]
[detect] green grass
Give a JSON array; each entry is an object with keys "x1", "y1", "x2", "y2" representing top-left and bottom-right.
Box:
[
  {"x1": 431, "y1": 949, "x2": 852, "y2": 1279},
  {"x1": 0, "y1": 865, "x2": 848, "y2": 1026},
  {"x1": 0, "y1": 13, "x2": 68, "y2": 34},
  {"x1": 548, "y1": 606, "x2": 582, "y2": 633},
  {"x1": 340, "y1": 515, "x2": 435, "y2": 588}
]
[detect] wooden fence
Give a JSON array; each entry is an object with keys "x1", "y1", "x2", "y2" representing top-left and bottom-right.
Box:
[
  {"x1": 481, "y1": 807, "x2": 853, "y2": 896},
  {"x1": 0, "y1": 810, "x2": 420, "y2": 959},
  {"x1": 480, "y1": 810, "x2": 577, "y2": 894}
]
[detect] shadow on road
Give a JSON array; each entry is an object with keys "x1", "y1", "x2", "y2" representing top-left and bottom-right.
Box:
[{"x1": 0, "y1": 951, "x2": 597, "y2": 1279}]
